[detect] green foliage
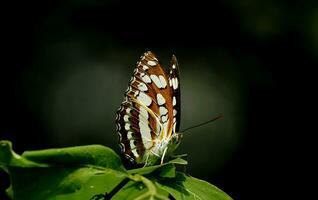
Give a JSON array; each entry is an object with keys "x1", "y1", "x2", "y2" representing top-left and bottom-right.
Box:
[{"x1": 0, "y1": 140, "x2": 232, "y2": 200}]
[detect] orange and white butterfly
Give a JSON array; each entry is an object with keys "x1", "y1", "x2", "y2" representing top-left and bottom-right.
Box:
[{"x1": 115, "y1": 51, "x2": 182, "y2": 167}]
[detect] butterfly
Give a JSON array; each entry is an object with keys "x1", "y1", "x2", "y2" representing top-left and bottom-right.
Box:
[{"x1": 115, "y1": 51, "x2": 182, "y2": 167}]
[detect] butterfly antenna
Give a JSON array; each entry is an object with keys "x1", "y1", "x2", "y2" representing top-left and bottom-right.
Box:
[{"x1": 180, "y1": 115, "x2": 223, "y2": 133}]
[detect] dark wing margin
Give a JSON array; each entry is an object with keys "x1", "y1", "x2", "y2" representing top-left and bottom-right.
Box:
[
  {"x1": 168, "y1": 55, "x2": 181, "y2": 132},
  {"x1": 115, "y1": 101, "x2": 144, "y2": 164}
]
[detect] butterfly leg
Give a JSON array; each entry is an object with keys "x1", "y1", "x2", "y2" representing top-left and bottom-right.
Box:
[
  {"x1": 143, "y1": 153, "x2": 150, "y2": 167},
  {"x1": 160, "y1": 147, "x2": 168, "y2": 165},
  {"x1": 150, "y1": 150, "x2": 160, "y2": 157}
]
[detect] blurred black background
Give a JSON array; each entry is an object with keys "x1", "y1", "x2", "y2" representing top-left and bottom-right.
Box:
[{"x1": 1, "y1": 0, "x2": 313, "y2": 199}]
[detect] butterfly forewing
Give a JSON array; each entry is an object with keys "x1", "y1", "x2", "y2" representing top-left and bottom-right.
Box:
[{"x1": 116, "y1": 51, "x2": 180, "y2": 165}]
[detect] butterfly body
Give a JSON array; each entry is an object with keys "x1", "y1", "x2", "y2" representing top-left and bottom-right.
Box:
[
  {"x1": 136, "y1": 132, "x2": 182, "y2": 166},
  {"x1": 116, "y1": 51, "x2": 181, "y2": 167}
]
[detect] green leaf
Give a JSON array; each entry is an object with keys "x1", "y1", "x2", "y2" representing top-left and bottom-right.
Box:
[
  {"x1": 129, "y1": 163, "x2": 176, "y2": 178},
  {"x1": 8, "y1": 166, "x2": 127, "y2": 200},
  {"x1": 50, "y1": 168, "x2": 127, "y2": 200},
  {"x1": 0, "y1": 140, "x2": 48, "y2": 171},
  {"x1": 0, "y1": 140, "x2": 127, "y2": 200},
  {"x1": 128, "y1": 158, "x2": 187, "y2": 176},
  {"x1": 157, "y1": 172, "x2": 233, "y2": 200},
  {"x1": 158, "y1": 164, "x2": 176, "y2": 178},
  {"x1": 112, "y1": 177, "x2": 170, "y2": 200},
  {"x1": 128, "y1": 164, "x2": 163, "y2": 176},
  {"x1": 1, "y1": 141, "x2": 233, "y2": 200},
  {"x1": 169, "y1": 157, "x2": 188, "y2": 165},
  {"x1": 22, "y1": 144, "x2": 125, "y2": 171}
]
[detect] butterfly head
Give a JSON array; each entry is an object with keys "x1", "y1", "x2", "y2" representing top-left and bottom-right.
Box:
[{"x1": 169, "y1": 132, "x2": 183, "y2": 150}]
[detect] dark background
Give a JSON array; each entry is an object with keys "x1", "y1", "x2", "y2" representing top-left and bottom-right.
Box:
[{"x1": 1, "y1": 0, "x2": 313, "y2": 199}]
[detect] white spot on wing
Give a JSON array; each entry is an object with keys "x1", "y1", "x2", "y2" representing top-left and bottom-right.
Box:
[
  {"x1": 159, "y1": 75, "x2": 167, "y2": 88},
  {"x1": 124, "y1": 115, "x2": 129, "y2": 122},
  {"x1": 161, "y1": 115, "x2": 168, "y2": 123},
  {"x1": 159, "y1": 106, "x2": 168, "y2": 115},
  {"x1": 137, "y1": 92, "x2": 152, "y2": 106},
  {"x1": 139, "y1": 122, "x2": 152, "y2": 149},
  {"x1": 130, "y1": 140, "x2": 139, "y2": 157},
  {"x1": 139, "y1": 106, "x2": 149, "y2": 119},
  {"x1": 173, "y1": 109, "x2": 177, "y2": 116},
  {"x1": 138, "y1": 82, "x2": 148, "y2": 91},
  {"x1": 142, "y1": 64, "x2": 149, "y2": 70},
  {"x1": 125, "y1": 123, "x2": 130, "y2": 131},
  {"x1": 134, "y1": 90, "x2": 140, "y2": 97},
  {"x1": 138, "y1": 106, "x2": 152, "y2": 149},
  {"x1": 173, "y1": 96, "x2": 177, "y2": 106},
  {"x1": 147, "y1": 60, "x2": 157, "y2": 66},
  {"x1": 172, "y1": 78, "x2": 179, "y2": 90},
  {"x1": 141, "y1": 74, "x2": 151, "y2": 83},
  {"x1": 130, "y1": 140, "x2": 136, "y2": 149},
  {"x1": 127, "y1": 131, "x2": 134, "y2": 139},
  {"x1": 150, "y1": 75, "x2": 163, "y2": 88},
  {"x1": 152, "y1": 56, "x2": 158, "y2": 61},
  {"x1": 156, "y1": 93, "x2": 166, "y2": 106},
  {"x1": 132, "y1": 149, "x2": 139, "y2": 158}
]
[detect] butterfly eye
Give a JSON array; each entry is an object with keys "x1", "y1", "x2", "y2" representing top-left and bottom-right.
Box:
[{"x1": 172, "y1": 133, "x2": 183, "y2": 144}]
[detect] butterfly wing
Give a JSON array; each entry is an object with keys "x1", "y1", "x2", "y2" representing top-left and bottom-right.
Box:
[
  {"x1": 168, "y1": 55, "x2": 181, "y2": 133},
  {"x1": 116, "y1": 51, "x2": 177, "y2": 165}
]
